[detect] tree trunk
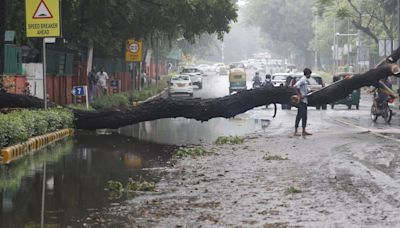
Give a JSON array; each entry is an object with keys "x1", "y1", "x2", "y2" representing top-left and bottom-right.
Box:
[{"x1": 1, "y1": 64, "x2": 399, "y2": 130}]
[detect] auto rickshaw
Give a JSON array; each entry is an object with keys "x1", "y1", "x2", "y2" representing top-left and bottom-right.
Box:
[
  {"x1": 229, "y1": 68, "x2": 247, "y2": 94},
  {"x1": 331, "y1": 73, "x2": 361, "y2": 109}
]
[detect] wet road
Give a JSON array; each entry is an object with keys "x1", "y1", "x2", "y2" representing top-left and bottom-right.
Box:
[{"x1": 1, "y1": 70, "x2": 400, "y2": 227}]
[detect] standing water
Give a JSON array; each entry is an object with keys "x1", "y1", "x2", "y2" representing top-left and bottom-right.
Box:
[{"x1": 0, "y1": 133, "x2": 174, "y2": 227}]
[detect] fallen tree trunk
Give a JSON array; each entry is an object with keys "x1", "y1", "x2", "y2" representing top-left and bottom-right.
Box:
[
  {"x1": 307, "y1": 64, "x2": 400, "y2": 106},
  {"x1": 74, "y1": 64, "x2": 400, "y2": 130},
  {"x1": 0, "y1": 92, "x2": 54, "y2": 109},
  {"x1": 1, "y1": 64, "x2": 399, "y2": 130}
]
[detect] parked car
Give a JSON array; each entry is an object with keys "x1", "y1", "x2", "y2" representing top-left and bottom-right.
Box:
[
  {"x1": 285, "y1": 73, "x2": 327, "y2": 110},
  {"x1": 180, "y1": 68, "x2": 203, "y2": 89},
  {"x1": 330, "y1": 73, "x2": 360, "y2": 110},
  {"x1": 168, "y1": 75, "x2": 194, "y2": 97},
  {"x1": 272, "y1": 73, "x2": 291, "y2": 87}
]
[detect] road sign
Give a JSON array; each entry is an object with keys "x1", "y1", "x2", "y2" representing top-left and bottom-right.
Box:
[
  {"x1": 71, "y1": 86, "x2": 86, "y2": 96},
  {"x1": 25, "y1": 0, "x2": 61, "y2": 37},
  {"x1": 125, "y1": 39, "x2": 142, "y2": 62}
]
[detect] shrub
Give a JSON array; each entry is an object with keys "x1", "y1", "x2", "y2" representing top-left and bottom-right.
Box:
[
  {"x1": 91, "y1": 93, "x2": 130, "y2": 109},
  {"x1": 0, "y1": 109, "x2": 73, "y2": 148}
]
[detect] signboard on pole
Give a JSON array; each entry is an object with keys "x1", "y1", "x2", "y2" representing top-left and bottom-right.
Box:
[
  {"x1": 125, "y1": 39, "x2": 143, "y2": 62},
  {"x1": 25, "y1": 0, "x2": 61, "y2": 37}
]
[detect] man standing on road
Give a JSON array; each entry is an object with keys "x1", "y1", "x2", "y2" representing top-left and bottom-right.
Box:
[
  {"x1": 96, "y1": 67, "x2": 109, "y2": 96},
  {"x1": 294, "y1": 68, "x2": 312, "y2": 136}
]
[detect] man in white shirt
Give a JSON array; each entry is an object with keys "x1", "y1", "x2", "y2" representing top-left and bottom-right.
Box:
[
  {"x1": 294, "y1": 68, "x2": 312, "y2": 136},
  {"x1": 96, "y1": 67, "x2": 109, "y2": 95}
]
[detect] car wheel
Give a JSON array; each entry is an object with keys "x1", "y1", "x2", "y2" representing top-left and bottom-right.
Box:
[
  {"x1": 199, "y1": 84, "x2": 203, "y2": 89},
  {"x1": 347, "y1": 104, "x2": 352, "y2": 110},
  {"x1": 356, "y1": 104, "x2": 359, "y2": 110},
  {"x1": 322, "y1": 104, "x2": 327, "y2": 110},
  {"x1": 189, "y1": 93, "x2": 193, "y2": 97},
  {"x1": 331, "y1": 104, "x2": 334, "y2": 109},
  {"x1": 316, "y1": 106, "x2": 321, "y2": 110},
  {"x1": 168, "y1": 93, "x2": 172, "y2": 98}
]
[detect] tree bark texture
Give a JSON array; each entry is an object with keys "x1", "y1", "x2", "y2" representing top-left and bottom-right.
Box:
[{"x1": 1, "y1": 64, "x2": 399, "y2": 130}]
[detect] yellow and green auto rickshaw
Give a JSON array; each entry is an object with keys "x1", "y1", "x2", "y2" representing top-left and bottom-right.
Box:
[
  {"x1": 331, "y1": 73, "x2": 361, "y2": 109},
  {"x1": 229, "y1": 67, "x2": 247, "y2": 94}
]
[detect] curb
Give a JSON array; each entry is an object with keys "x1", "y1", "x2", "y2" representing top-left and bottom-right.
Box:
[{"x1": 0, "y1": 129, "x2": 74, "y2": 164}]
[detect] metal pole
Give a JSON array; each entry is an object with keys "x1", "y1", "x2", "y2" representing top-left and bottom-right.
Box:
[
  {"x1": 333, "y1": 17, "x2": 336, "y2": 75},
  {"x1": 40, "y1": 162, "x2": 46, "y2": 228},
  {"x1": 42, "y1": 39, "x2": 47, "y2": 109},
  {"x1": 347, "y1": 19, "x2": 351, "y2": 71}
]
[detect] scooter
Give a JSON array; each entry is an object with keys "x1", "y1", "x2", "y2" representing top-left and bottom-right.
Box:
[{"x1": 371, "y1": 96, "x2": 393, "y2": 123}]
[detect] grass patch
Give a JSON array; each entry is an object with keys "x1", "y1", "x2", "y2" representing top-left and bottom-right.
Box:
[
  {"x1": 286, "y1": 186, "x2": 302, "y2": 194},
  {"x1": 215, "y1": 136, "x2": 244, "y2": 145},
  {"x1": 263, "y1": 155, "x2": 288, "y2": 161},
  {"x1": 173, "y1": 147, "x2": 211, "y2": 159}
]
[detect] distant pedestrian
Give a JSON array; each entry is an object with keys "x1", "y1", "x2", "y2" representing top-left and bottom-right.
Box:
[
  {"x1": 88, "y1": 66, "x2": 97, "y2": 101},
  {"x1": 294, "y1": 68, "x2": 312, "y2": 136},
  {"x1": 96, "y1": 67, "x2": 109, "y2": 95},
  {"x1": 141, "y1": 70, "x2": 147, "y2": 87}
]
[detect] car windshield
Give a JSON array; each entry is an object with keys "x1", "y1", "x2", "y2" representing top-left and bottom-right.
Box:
[
  {"x1": 182, "y1": 68, "x2": 198, "y2": 73},
  {"x1": 273, "y1": 75, "x2": 287, "y2": 80},
  {"x1": 172, "y1": 76, "x2": 190, "y2": 81},
  {"x1": 230, "y1": 63, "x2": 245, "y2": 69}
]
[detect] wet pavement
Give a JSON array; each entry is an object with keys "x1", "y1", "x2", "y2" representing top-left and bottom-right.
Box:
[{"x1": 1, "y1": 71, "x2": 400, "y2": 227}]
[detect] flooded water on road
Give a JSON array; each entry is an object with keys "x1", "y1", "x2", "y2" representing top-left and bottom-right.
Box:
[
  {"x1": 119, "y1": 117, "x2": 269, "y2": 145},
  {"x1": 0, "y1": 133, "x2": 175, "y2": 227}
]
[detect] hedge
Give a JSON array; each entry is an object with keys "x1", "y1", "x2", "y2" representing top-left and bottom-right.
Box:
[{"x1": 0, "y1": 109, "x2": 73, "y2": 148}]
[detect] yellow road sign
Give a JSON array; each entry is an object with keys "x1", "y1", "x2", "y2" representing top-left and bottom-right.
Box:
[
  {"x1": 125, "y1": 39, "x2": 143, "y2": 62},
  {"x1": 25, "y1": 0, "x2": 61, "y2": 37}
]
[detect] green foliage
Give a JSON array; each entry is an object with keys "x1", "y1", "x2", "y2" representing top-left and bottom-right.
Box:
[
  {"x1": 245, "y1": 0, "x2": 314, "y2": 56},
  {"x1": 91, "y1": 82, "x2": 168, "y2": 109},
  {"x1": 126, "y1": 178, "x2": 156, "y2": 192},
  {"x1": 173, "y1": 147, "x2": 211, "y2": 159},
  {"x1": 286, "y1": 186, "x2": 302, "y2": 194},
  {"x1": 215, "y1": 136, "x2": 244, "y2": 145},
  {"x1": 0, "y1": 109, "x2": 73, "y2": 148},
  {"x1": 263, "y1": 155, "x2": 288, "y2": 161},
  {"x1": 91, "y1": 93, "x2": 130, "y2": 109},
  {"x1": 106, "y1": 178, "x2": 156, "y2": 200}
]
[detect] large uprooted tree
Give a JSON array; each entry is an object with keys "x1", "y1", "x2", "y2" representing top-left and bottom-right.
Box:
[{"x1": 1, "y1": 48, "x2": 400, "y2": 130}]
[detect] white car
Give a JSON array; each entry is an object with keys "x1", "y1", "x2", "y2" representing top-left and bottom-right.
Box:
[
  {"x1": 180, "y1": 68, "x2": 203, "y2": 89},
  {"x1": 197, "y1": 64, "x2": 210, "y2": 72},
  {"x1": 212, "y1": 63, "x2": 226, "y2": 73},
  {"x1": 168, "y1": 75, "x2": 194, "y2": 97},
  {"x1": 272, "y1": 73, "x2": 291, "y2": 87}
]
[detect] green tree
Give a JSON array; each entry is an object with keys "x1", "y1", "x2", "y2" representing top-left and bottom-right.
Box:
[{"x1": 244, "y1": 0, "x2": 315, "y2": 66}]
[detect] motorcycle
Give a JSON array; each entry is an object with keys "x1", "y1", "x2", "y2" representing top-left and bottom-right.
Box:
[{"x1": 370, "y1": 94, "x2": 394, "y2": 123}]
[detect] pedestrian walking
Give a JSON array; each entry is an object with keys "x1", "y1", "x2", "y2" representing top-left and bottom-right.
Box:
[
  {"x1": 96, "y1": 67, "x2": 109, "y2": 96},
  {"x1": 294, "y1": 68, "x2": 312, "y2": 136},
  {"x1": 88, "y1": 66, "x2": 97, "y2": 101},
  {"x1": 140, "y1": 70, "x2": 147, "y2": 87}
]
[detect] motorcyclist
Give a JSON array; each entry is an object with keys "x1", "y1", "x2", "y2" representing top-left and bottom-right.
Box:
[
  {"x1": 372, "y1": 77, "x2": 396, "y2": 106},
  {"x1": 262, "y1": 74, "x2": 273, "y2": 88}
]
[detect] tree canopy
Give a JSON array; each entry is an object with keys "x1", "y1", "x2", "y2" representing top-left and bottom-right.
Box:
[{"x1": 1, "y1": 0, "x2": 238, "y2": 60}]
